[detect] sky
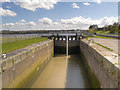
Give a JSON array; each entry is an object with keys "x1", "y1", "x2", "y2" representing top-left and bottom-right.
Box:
[{"x1": 0, "y1": 0, "x2": 119, "y2": 30}]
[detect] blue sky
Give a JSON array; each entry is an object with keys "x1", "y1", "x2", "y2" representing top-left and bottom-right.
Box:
[
  {"x1": 2, "y1": 2, "x2": 118, "y2": 24},
  {"x1": 0, "y1": 1, "x2": 118, "y2": 30}
]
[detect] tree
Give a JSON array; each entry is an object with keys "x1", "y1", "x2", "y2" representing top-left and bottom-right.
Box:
[
  {"x1": 89, "y1": 25, "x2": 98, "y2": 33},
  {"x1": 89, "y1": 25, "x2": 98, "y2": 30},
  {"x1": 88, "y1": 28, "x2": 94, "y2": 33},
  {"x1": 113, "y1": 22, "x2": 119, "y2": 26}
]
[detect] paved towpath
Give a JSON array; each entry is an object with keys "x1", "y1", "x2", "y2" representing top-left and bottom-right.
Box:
[
  {"x1": 88, "y1": 38, "x2": 119, "y2": 54},
  {"x1": 85, "y1": 38, "x2": 119, "y2": 68}
]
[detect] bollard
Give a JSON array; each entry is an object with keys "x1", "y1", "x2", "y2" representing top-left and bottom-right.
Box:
[{"x1": 2, "y1": 54, "x2": 7, "y2": 59}]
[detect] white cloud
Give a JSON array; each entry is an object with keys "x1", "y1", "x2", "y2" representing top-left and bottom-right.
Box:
[
  {"x1": 60, "y1": 16, "x2": 118, "y2": 28},
  {"x1": 83, "y1": 2, "x2": 90, "y2": 6},
  {"x1": 61, "y1": 16, "x2": 92, "y2": 25},
  {"x1": 1, "y1": 16, "x2": 118, "y2": 30},
  {"x1": 118, "y1": 16, "x2": 120, "y2": 23},
  {"x1": 27, "y1": 22, "x2": 36, "y2": 26},
  {"x1": 0, "y1": 7, "x2": 17, "y2": 16},
  {"x1": 19, "y1": 19, "x2": 26, "y2": 23},
  {"x1": 92, "y1": 17, "x2": 118, "y2": 27},
  {"x1": 14, "y1": 0, "x2": 59, "y2": 11},
  {"x1": 38, "y1": 17, "x2": 52, "y2": 25},
  {"x1": 0, "y1": 0, "x2": 10, "y2": 3},
  {"x1": 6, "y1": 6, "x2": 11, "y2": 9},
  {"x1": 2, "y1": 19, "x2": 37, "y2": 30},
  {"x1": 72, "y1": 3, "x2": 80, "y2": 9},
  {"x1": 93, "y1": 0, "x2": 101, "y2": 4}
]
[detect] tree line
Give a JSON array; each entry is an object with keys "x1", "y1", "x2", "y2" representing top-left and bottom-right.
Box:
[
  {"x1": 89, "y1": 22, "x2": 120, "y2": 34},
  {"x1": 1, "y1": 29, "x2": 86, "y2": 34}
]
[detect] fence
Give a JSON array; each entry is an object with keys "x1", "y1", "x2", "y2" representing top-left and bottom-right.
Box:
[
  {"x1": 97, "y1": 33, "x2": 119, "y2": 39},
  {"x1": 97, "y1": 33, "x2": 118, "y2": 36}
]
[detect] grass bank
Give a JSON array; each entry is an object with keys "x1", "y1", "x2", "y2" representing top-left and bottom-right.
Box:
[{"x1": 1, "y1": 37, "x2": 48, "y2": 54}]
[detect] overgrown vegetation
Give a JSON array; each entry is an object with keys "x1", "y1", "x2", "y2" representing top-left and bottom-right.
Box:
[{"x1": 1, "y1": 37, "x2": 48, "y2": 54}]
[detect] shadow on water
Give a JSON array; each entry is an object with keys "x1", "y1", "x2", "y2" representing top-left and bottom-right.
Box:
[{"x1": 65, "y1": 54, "x2": 91, "y2": 88}]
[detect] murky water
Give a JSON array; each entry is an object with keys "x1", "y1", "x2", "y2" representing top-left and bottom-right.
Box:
[{"x1": 30, "y1": 54, "x2": 90, "y2": 88}]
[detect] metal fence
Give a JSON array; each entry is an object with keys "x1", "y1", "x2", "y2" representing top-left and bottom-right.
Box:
[
  {"x1": 97, "y1": 33, "x2": 119, "y2": 38},
  {"x1": 97, "y1": 33, "x2": 119, "y2": 37}
]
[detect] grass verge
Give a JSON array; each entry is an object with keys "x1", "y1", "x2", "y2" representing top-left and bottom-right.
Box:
[{"x1": 1, "y1": 37, "x2": 48, "y2": 54}]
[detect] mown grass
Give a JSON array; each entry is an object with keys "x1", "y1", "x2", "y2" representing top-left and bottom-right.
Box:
[
  {"x1": 96, "y1": 31, "x2": 110, "y2": 34},
  {"x1": 0, "y1": 37, "x2": 48, "y2": 54},
  {"x1": 2, "y1": 37, "x2": 30, "y2": 43},
  {"x1": 88, "y1": 36, "x2": 115, "y2": 39}
]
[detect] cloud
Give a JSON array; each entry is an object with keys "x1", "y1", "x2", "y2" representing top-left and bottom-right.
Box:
[
  {"x1": 19, "y1": 19, "x2": 26, "y2": 23},
  {"x1": 61, "y1": 16, "x2": 91, "y2": 25},
  {"x1": 2, "y1": 19, "x2": 37, "y2": 30},
  {"x1": 38, "y1": 17, "x2": 52, "y2": 25},
  {"x1": 60, "y1": 16, "x2": 117, "y2": 28},
  {"x1": 6, "y1": 6, "x2": 11, "y2": 9},
  {"x1": 93, "y1": 0, "x2": 101, "y2": 4},
  {"x1": 14, "y1": 0, "x2": 59, "y2": 11},
  {"x1": 0, "y1": 0, "x2": 10, "y2": 3},
  {"x1": 93, "y1": 17, "x2": 118, "y2": 27},
  {"x1": 0, "y1": 7, "x2": 17, "y2": 16},
  {"x1": 1, "y1": 16, "x2": 118, "y2": 30},
  {"x1": 83, "y1": 2, "x2": 90, "y2": 6},
  {"x1": 72, "y1": 3, "x2": 80, "y2": 9},
  {"x1": 27, "y1": 22, "x2": 36, "y2": 26},
  {"x1": 118, "y1": 16, "x2": 120, "y2": 23}
]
